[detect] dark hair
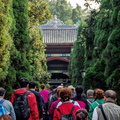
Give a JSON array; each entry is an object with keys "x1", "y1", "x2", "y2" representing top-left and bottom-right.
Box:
[
  {"x1": 94, "y1": 89, "x2": 104, "y2": 99},
  {"x1": 104, "y1": 90, "x2": 116, "y2": 100},
  {"x1": 75, "y1": 86, "x2": 84, "y2": 94},
  {"x1": 76, "y1": 109, "x2": 88, "y2": 120},
  {"x1": 0, "y1": 87, "x2": 6, "y2": 96},
  {"x1": 41, "y1": 84, "x2": 45, "y2": 90},
  {"x1": 29, "y1": 81, "x2": 36, "y2": 89},
  {"x1": 59, "y1": 88, "x2": 72, "y2": 102},
  {"x1": 19, "y1": 77, "x2": 29, "y2": 87}
]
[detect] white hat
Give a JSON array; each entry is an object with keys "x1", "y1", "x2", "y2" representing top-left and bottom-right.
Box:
[
  {"x1": 68, "y1": 85, "x2": 75, "y2": 90},
  {"x1": 57, "y1": 85, "x2": 63, "y2": 90}
]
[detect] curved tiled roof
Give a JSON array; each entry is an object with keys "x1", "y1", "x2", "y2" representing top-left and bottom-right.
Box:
[{"x1": 38, "y1": 15, "x2": 78, "y2": 44}]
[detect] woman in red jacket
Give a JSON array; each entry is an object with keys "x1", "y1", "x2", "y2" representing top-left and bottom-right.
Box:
[{"x1": 53, "y1": 88, "x2": 80, "y2": 120}]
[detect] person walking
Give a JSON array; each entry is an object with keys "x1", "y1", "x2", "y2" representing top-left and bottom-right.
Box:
[
  {"x1": 86, "y1": 89, "x2": 95, "y2": 106},
  {"x1": 11, "y1": 77, "x2": 39, "y2": 120},
  {"x1": 49, "y1": 86, "x2": 63, "y2": 118},
  {"x1": 73, "y1": 86, "x2": 89, "y2": 111},
  {"x1": 39, "y1": 84, "x2": 50, "y2": 120},
  {"x1": 92, "y1": 90, "x2": 120, "y2": 120},
  {"x1": 53, "y1": 88, "x2": 80, "y2": 120},
  {"x1": 29, "y1": 81, "x2": 44, "y2": 120},
  {"x1": 88, "y1": 88, "x2": 104, "y2": 120},
  {"x1": 0, "y1": 87, "x2": 16, "y2": 120}
]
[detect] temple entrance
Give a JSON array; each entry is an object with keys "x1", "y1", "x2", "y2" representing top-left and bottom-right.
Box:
[
  {"x1": 39, "y1": 15, "x2": 78, "y2": 85},
  {"x1": 47, "y1": 59, "x2": 69, "y2": 85},
  {"x1": 51, "y1": 73, "x2": 69, "y2": 79}
]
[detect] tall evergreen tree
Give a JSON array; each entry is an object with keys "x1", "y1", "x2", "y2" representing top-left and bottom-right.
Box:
[
  {"x1": 28, "y1": 0, "x2": 52, "y2": 83},
  {"x1": 0, "y1": 0, "x2": 13, "y2": 83},
  {"x1": 102, "y1": 0, "x2": 120, "y2": 104},
  {"x1": 69, "y1": 25, "x2": 85, "y2": 86},
  {"x1": 83, "y1": 10, "x2": 97, "y2": 68},
  {"x1": 84, "y1": 0, "x2": 111, "y2": 90},
  {"x1": 84, "y1": 0, "x2": 120, "y2": 95},
  {"x1": 12, "y1": 0, "x2": 31, "y2": 80}
]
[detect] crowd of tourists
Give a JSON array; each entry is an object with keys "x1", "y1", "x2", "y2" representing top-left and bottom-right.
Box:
[{"x1": 0, "y1": 77, "x2": 120, "y2": 120}]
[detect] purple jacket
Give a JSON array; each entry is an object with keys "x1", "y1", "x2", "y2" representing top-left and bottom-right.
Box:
[{"x1": 49, "y1": 99, "x2": 61, "y2": 117}]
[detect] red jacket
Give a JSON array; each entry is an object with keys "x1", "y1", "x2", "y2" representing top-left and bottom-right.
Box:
[
  {"x1": 53, "y1": 102, "x2": 80, "y2": 120},
  {"x1": 11, "y1": 88, "x2": 39, "y2": 120}
]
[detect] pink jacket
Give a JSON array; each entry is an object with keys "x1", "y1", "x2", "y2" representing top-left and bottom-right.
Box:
[{"x1": 39, "y1": 90, "x2": 50, "y2": 103}]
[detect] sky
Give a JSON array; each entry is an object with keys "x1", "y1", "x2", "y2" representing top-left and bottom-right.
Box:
[{"x1": 67, "y1": 0, "x2": 100, "y2": 9}]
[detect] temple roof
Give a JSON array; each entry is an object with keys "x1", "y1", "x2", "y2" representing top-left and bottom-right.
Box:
[
  {"x1": 38, "y1": 15, "x2": 77, "y2": 29},
  {"x1": 38, "y1": 15, "x2": 78, "y2": 44}
]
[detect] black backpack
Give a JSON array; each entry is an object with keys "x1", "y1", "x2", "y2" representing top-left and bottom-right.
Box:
[
  {"x1": 57, "y1": 104, "x2": 76, "y2": 120},
  {"x1": 13, "y1": 91, "x2": 31, "y2": 120}
]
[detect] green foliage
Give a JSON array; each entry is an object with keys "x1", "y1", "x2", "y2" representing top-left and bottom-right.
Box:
[
  {"x1": 83, "y1": 10, "x2": 97, "y2": 68},
  {"x1": 4, "y1": 0, "x2": 52, "y2": 90},
  {"x1": 13, "y1": 0, "x2": 30, "y2": 51},
  {"x1": 28, "y1": 0, "x2": 52, "y2": 24},
  {"x1": 70, "y1": 0, "x2": 120, "y2": 102},
  {"x1": 28, "y1": 0, "x2": 51, "y2": 83},
  {"x1": 0, "y1": 0, "x2": 13, "y2": 80},
  {"x1": 0, "y1": 0, "x2": 15, "y2": 98},
  {"x1": 84, "y1": 0, "x2": 120, "y2": 104},
  {"x1": 85, "y1": 59, "x2": 106, "y2": 90},
  {"x1": 69, "y1": 25, "x2": 85, "y2": 85},
  {"x1": 103, "y1": 26, "x2": 120, "y2": 82},
  {"x1": 28, "y1": 27, "x2": 51, "y2": 83},
  {"x1": 72, "y1": 4, "x2": 82, "y2": 24},
  {"x1": 47, "y1": 0, "x2": 83, "y2": 24}
]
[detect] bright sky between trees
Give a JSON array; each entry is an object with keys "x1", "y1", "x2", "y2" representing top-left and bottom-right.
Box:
[{"x1": 67, "y1": 0, "x2": 100, "y2": 9}]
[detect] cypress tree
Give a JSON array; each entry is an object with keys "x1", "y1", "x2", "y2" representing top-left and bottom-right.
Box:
[
  {"x1": 0, "y1": 0, "x2": 13, "y2": 83},
  {"x1": 84, "y1": 0, "x2": 111, "y2": 90},
  {"x1": 69, "y1": 26, "x2": 85, "y2": 86},
  {"x1": 102, "y1": 0, "x2": 120, "y2": 104},
  {"x1": 28, "y1": 0, "x2": 52, "y2": 83},
  {"x1": 12, "y1": 0, "x2": 31, "y2": 80}
]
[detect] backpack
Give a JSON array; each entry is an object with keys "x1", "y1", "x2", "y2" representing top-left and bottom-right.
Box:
[
  {"x1": 13, "y1": 91, "x2": 31, "y2": 120},
  {"x1": 0, "y1": 104, "x2": 6, "y2": 115},
  {"x1": 57, "y1": 104, "x2": 76, "y2": 120},
  {"x1": 0, "y1": 99, "x2": 5, "y2": 104}
]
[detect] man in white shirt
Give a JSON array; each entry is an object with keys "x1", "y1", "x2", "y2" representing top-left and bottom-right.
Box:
[{"x1": 92, "y1": 90, "x2": 120, "y2": 120}]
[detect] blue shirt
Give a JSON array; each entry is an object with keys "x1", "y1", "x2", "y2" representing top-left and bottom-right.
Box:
[{"x1": 0, "y1": 97, "x2": 16, "y2": 120}]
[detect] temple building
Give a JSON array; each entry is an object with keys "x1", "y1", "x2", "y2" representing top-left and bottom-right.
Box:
[{"x1": 38, "y1": 15, "x2": 78, "y2": 85}]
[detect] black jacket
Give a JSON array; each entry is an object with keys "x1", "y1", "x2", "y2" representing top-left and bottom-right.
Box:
[{"x1": 30, "y1": 89, "x2": 44, "y2": 118}]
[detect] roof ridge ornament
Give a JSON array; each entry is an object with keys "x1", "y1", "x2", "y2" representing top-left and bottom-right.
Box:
[{"x1": 46, "y1": 15, "x2": 65, "y2": 27}]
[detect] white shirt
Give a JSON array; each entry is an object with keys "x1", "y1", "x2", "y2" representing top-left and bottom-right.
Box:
[
  {"x1": 92, "y1": 107, "x2": 98, "y2": 120},
  {"x1": 56, "y1": 100, "x2": 80, "y2": 108}
]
